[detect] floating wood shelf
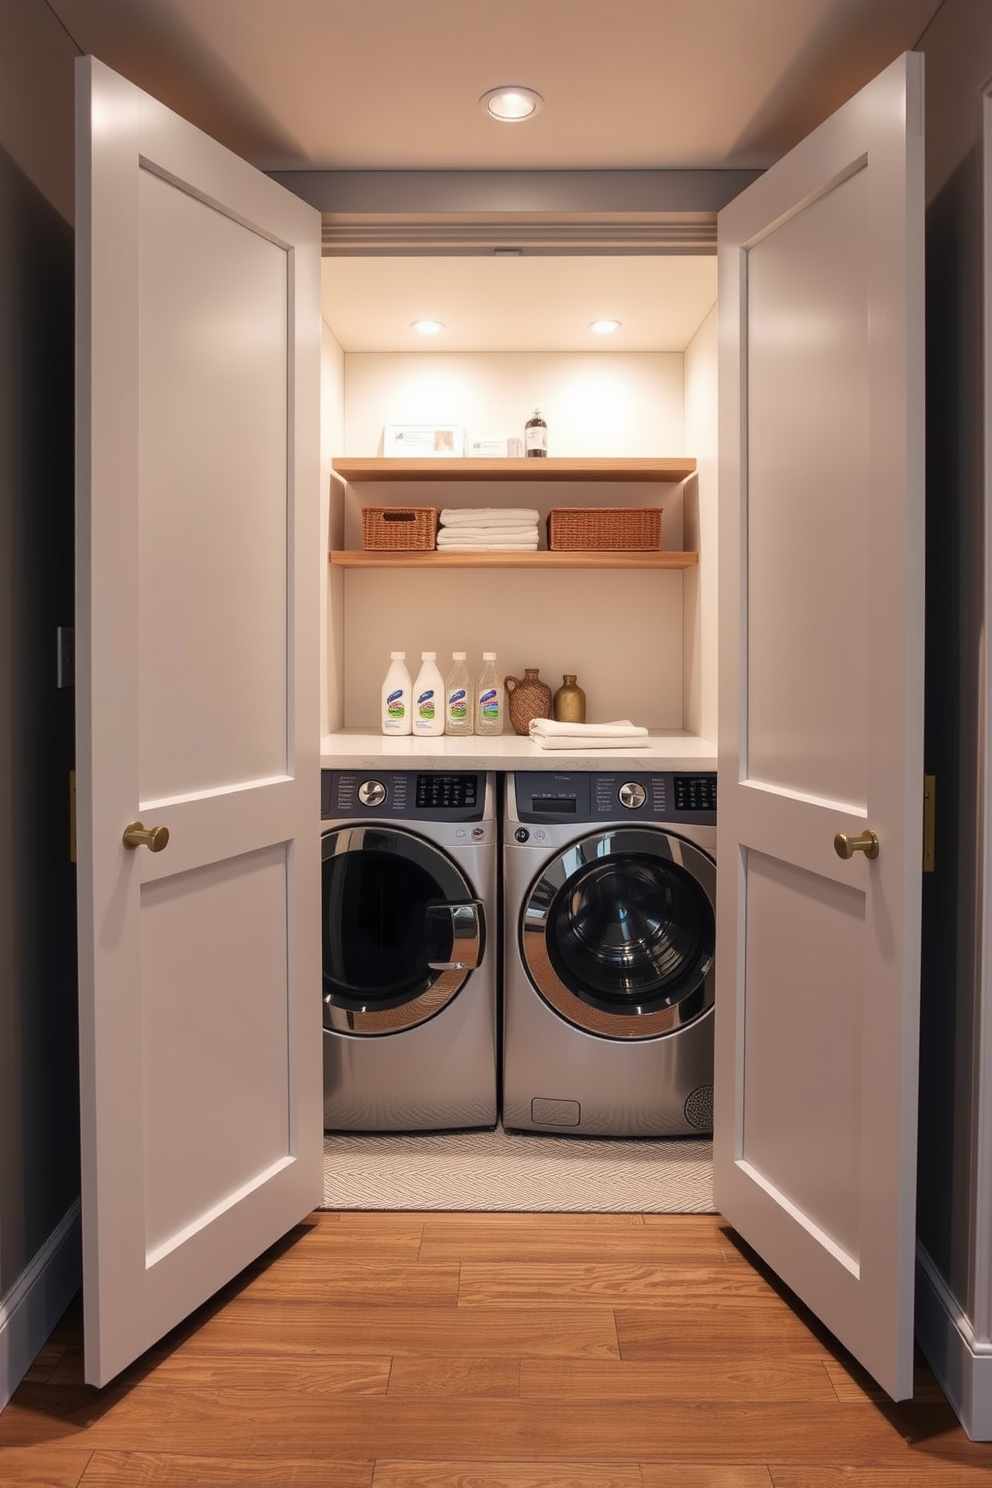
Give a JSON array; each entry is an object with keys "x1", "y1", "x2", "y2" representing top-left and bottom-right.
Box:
[
  {"x1": 330, "y1": 550, "x2": 698, "y2": 570},
  {"x1": 331, "y1": 457, "x2": 697, "y2": 483}
]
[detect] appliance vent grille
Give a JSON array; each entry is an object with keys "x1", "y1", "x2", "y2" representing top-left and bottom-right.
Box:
[{"x1": 320, "y1": 219, "x2": 718, "y2": 256}]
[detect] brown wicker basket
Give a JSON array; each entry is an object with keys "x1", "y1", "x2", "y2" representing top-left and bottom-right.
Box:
[
  {"x1": 361, "y1": 506, "x2": 437, "y2": 551},
  {"x1": 547, "y1": 506, "x2": 662, "y2": 552}
]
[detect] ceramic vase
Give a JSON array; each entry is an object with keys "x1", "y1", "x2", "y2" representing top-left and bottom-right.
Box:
[
  {"x1": 504, "y1": 667, "x2": 553, "y2": 735},
  {"x1": 553, "y1": 674, "x2": 586, "y2": 723}
]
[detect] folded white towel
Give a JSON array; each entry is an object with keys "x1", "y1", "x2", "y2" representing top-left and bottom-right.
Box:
[
  {"x1": 437, "y1": 528, "x2": 539, "y2": 545},
  {"x1": 438, "y1": 540, "x2": 539, "y2": 552},
  {"x1": 440, "y1": 508, "x2": 540, "y2": 527},
  {"x1": 532, "y1": 734, "x2": 652, "y2": 750},
  {"x1": 439, "y1": 518, "x2": 539, "y2": 529},
  {"x1": 529, "y1": 718, "x2": 649, "y2": 739}
]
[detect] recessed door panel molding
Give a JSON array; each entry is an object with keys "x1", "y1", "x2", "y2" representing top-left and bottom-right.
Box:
[
  {"x1": 745, "y1": 166, "x2": 869, "y2": 808},
  {"x1": 138, "y1": 168, "x2": 289, "y2": 803},
  {"x1": 716, "y1": 52, "x2": 924, "y2": 1400},
  {"x1": 140, "y1": 845, "x2": 291, "y2": 1258},
  {"x1": 75, "y1": 56, "x2": 322, "y2": 1387},
  {"x1": 741, "y1": 848, "x2": 864, "y2": 1263}
]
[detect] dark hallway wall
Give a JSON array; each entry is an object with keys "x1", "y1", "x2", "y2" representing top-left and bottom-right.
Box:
[
  {"x1": 916, "y1": 0, "x2": 992, "y2": 1321},
  {"x1": 0, "y1": 0, "x2": 81, "y2": 1345}
]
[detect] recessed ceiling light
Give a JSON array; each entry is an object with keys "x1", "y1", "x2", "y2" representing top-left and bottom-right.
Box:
[
  {"x1": 589, "y1": 319, "x2": 622, "y2": 334},
  {"x1": 410, "y1": 319, "x2": 444, "y2": 335},
  {"x1": 479, "y1": 86, "x2": 544, "y2": 123}
]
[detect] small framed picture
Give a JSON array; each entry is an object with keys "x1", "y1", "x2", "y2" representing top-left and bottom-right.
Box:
[{"x1": 384, "y1": 424, "x2": 464, "y2": 457}]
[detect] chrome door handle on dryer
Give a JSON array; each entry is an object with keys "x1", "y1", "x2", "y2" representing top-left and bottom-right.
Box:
[{"x1": 426, "y1": 901, "x2": 483, "y2": 970}]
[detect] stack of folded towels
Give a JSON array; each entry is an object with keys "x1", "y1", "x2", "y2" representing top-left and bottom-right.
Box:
[
  {"x1": 437, "y1": 507, "x2": 540, "y2": 551},
  {"x1": 529, "y1": 718, "x2": 650, "y2": 750}
]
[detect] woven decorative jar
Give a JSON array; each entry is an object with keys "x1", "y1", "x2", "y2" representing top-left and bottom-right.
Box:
[{"x1": 504, "y1": 668, "x2": 553, "y2": 736}]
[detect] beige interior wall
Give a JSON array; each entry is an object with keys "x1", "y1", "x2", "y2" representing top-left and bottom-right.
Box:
[
  {"x1": 333, "y1": 349, "x2": 697, "y2": 733},
  {"x1": 682, "y1": 302, "x2": 719, "y2": 743},
  {"x1": 0, "y1": 0, "x2": 80, "y2": 1296},
  {"x1": 320, "y1": 320, "x2": 345, "y2": 735},
  {"x1": 342, "y1": 349, "x2": 685, "y2": 460}
]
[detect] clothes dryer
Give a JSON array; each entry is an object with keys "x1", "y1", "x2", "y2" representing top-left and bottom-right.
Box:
[
  {"x1": 321, "y1": 769, "x2": 497, "y2": 1131},
  {"x1": 503, "y1": 770, "x2": 716, "y2": 1137}
]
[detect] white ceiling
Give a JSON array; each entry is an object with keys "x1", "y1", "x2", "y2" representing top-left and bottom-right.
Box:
[
  {"x1": 49, "y1": 0, "x2": 941, "y2": 172},
  {"x1": 321, "y1": 255, "x2": 719, "y2": 353},
  {"x1": 49, "y1": 0, "x2": 941, "y2": 350}
]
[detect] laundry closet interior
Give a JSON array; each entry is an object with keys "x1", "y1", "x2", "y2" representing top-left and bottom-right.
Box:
[{"x1": 315, "y1": 243, "x2": 722, "y2": 1166}]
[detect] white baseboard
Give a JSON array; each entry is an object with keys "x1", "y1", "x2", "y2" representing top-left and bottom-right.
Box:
[
  {"x1": 0, "y1": 1200, "x2": 81, "y2": 1413},
  {"x1": 917, "y1": 1240, "x2": 992, "y2": 1440}
]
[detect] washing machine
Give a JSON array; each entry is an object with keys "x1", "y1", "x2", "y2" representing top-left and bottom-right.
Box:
[
  {"x1": 502, "y1": 770, "x2": 716, "y2": 1137},
  {"x1": 321, "y1": 768, "x2": 497, "y2": 1131}
]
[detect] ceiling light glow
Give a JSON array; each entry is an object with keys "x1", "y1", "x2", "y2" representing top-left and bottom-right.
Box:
[
  {"x1": 411, "y1": 319, "x2": 444, "y2": 335},
  {"x1": 589, "y1": 319, "x2": 622, "y2": 334},
  {"x1": 480, "y1": 86, "x2": 544, "y2": 122}
]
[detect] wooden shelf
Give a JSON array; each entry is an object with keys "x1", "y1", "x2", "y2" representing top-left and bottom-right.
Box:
[
  {"x1": 330, "y1": 549, "x2": 698, "y2": 570},
  {"x1": 331, "y1": 456, "x2": 696, "y2": 483}
]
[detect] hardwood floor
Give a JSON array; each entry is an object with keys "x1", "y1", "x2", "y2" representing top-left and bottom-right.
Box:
[{"x1": 2, "y1": 1211, "x2": 992, "y2": 1487}]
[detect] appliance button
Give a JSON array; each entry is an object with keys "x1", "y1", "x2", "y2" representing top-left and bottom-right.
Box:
[
  {"x1": 515, "y1": 827, "x2": 530, "y2": 843},
  {"x1": 357, "y1": 778, "x2": 387, "y2": 807},
  {"x1": 619, "y1": 781, "x2": 647, "y2": 810}
]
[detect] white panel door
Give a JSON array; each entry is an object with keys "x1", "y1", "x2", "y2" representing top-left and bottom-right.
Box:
[
  {"x1": 715, "y1": 52, "x2": 925, "y2": 1400},
  {"x1": 75, "y1": 56, "x2": 322, "y2": 1387}
]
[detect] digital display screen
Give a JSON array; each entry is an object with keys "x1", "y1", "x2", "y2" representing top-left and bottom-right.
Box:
[
  {"x1": 531, "y1": 796, "x2": 577, "y2": 813},
  {"x1": 415, "y1": 773, "x2": 479, "y2": 810},
  {"x1": 674, "y1": 775, "x2": 717, "y2": 813}
]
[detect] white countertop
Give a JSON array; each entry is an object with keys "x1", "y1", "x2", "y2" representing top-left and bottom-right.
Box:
[{"x1": 320, "y1": 729, "x2": 717, "y2": 773}]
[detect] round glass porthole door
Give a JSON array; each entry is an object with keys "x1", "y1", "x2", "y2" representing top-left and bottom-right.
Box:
[
  {"x1": 322, "y1": 825, "x2": 484, "y2": 1036},
  {"x1": 520, "y1": 828, "x2": 715, "y2": 1040}
]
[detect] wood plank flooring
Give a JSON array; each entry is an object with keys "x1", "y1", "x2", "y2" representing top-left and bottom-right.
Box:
[{"x1": 2, "y1": 1211, "x2": 991, "y2": 1487}]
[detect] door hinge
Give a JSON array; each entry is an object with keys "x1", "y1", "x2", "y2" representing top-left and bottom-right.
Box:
[
  {"x1": 922, "y1": 773, "x2": 936, "y2": 873},
  {"x1": 57, "y1": 626, "x2": 75, "y2": 688},
  {"x1": 69, "y1": 770, "x2": 76, "y2": 864}
]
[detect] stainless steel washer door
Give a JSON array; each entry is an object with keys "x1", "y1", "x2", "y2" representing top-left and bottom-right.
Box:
[
  {"x1": 520, "y1": 828, "x2": 715, "y2": 1040},
  {"x1": 322, "y1": 825, "x2": 484, "y2": 1036}
]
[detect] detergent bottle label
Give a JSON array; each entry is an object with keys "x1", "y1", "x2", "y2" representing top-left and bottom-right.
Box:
[
  {"x1": 448, "y1": 688, "x2": 467, "y2": 720},
  {"x1": 386, "y1": 689, "x2": 406, "y2": 719},
  {"x1": 479, "y1": 688, "x2": 499, "y2": 719},
  {"x1": 418, "y1": 689, "x2": 436, "y2": 720}
]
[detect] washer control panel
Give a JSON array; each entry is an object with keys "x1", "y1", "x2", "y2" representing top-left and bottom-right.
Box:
[
  {"x1": 323, "y1": 769, "x2": 490, "y2": 822},
  {"x1": 512, "y1": 771, "x2": 716, "y2": 826}
]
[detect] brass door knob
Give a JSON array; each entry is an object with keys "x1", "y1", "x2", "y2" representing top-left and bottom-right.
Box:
[
  {"x1": 834, "y1": 829, "x2": 879, "y2": 860},
  {"x1": 123, "y1": 821, "x2": 170, "y2": 853}
]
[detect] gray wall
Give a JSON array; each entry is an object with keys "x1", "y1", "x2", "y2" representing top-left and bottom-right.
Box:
[
  {"x1": 0, "y1": 0, "x2": 80, "y2": 1294},
  {"x1": 916, "y1": 0, "x2": 992, "y2": 1314}
]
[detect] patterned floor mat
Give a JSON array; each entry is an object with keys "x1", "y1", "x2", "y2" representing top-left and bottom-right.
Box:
[{"x1": 321, "y1": 1124, "x2": 714, "y2": 1212}]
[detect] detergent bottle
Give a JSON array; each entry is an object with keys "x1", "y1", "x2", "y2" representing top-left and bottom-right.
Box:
[
  {"x1": 444, "y1": 652, "x2": 473, "y2": 735},
  {"x1": 475, "y1": 652, "x2": 503, "y2": 736},
  {"x1": 412, "y1": 651, "x2": 445, "y2": 736},
  {"x1": 380, "y1": 651, "x2": 412, "y2": 735}
]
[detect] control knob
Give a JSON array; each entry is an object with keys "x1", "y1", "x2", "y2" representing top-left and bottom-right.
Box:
[
  {"x1": 618, "y1": 781, "x2": 646, "y2": 810},
  {"x1": 357, "y1": 778, "x2": 387, "y2": 808}
]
